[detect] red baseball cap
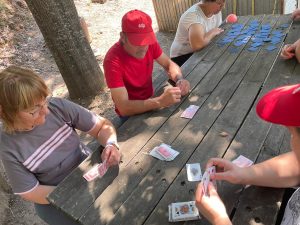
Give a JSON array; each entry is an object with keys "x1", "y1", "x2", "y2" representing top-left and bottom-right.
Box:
[
  {"x1": 122, "y1": 10, "x2": 157, "y2": 46},
  {"x1": 256, "y1": 84, "x2": 300, "y2": 126}
]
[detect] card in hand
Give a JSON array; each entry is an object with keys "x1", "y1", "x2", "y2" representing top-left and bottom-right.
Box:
[
  {"x1": 186, "y1": 163, "x2": 202, "y2": 182},
  {"x1": 98, "y1": 161, "x2": 108, "y2": 177},
  {"x1": 83, "y1": 164, "x2": 100, "y2": 182},
  {"x1": 202, "y1": 171, "x2": 210, "y2": 196},
  {"x1": 83, "y1": 162, "x2": 108, "y2": 182},
  {"x1": 180, "y1": 105, "x2": 199, "y2": 119},
  {"x1": 207, "y1": 166, "x2": 216, "y2": 175},
  {"x1": 168, "y1": 201, "x2": 200, "y2": 222},
  {"x1": 232, "y1": 155, "x2": 253, "y2": 167}
]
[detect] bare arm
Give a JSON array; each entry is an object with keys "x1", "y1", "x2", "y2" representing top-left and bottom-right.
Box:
[
  {"x1": 88, "y1": 116, "x2": 121, "y2": 166},
  {"x1": 189, "y1": 24, "x2": 223, "y2": 51},
  {"x1": 241, "y1": 152, "x2": 300, "y2": 187},
  {"x1": 156, "y1": 53, "x2": 190, "y2": 95},
  {"x1": 111, "y1": 86, "x2": 181, "y2": 116},
  {"x1": 20, "y1": 184, "x2": 55, "y2": 204},
  {"x1": 209, "y1": 152, "x2": 300, "y2": 188}
]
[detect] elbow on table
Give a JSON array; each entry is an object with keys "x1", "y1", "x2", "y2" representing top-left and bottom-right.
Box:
[
  {"x1": 117, "y1": 105, "x2": 135, "y2": 117},
  {"x1": 190, "y1": 43, "x2": 206, "y2": 52}
]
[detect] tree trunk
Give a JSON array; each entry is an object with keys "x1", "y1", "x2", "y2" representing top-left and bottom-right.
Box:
[{"x1": 24, "y1": 0, "x2": 105, "y2": 99}]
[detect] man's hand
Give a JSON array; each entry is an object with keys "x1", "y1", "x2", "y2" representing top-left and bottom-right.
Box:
[
  {"x1": 176, "y1": 79, "x2": 190, "y2": 96},
  {"x1": 195, "y1": 182, "x2": 232, "y2": 225},
  {"x1": 159, "y1": 87, "x2": 182, "y2": 108},
  {"x1": 281, "y1": 44, "x2": 296, "y2": 60},
  {"x1": 101, "y1": 145, "x2": 121, "y2": 167},
  {"x1": 206, "y1": 158, "x2": 245, "y2": 184},
  {"x1": 292, "y1": 9, "x2": 300, "y2": 21}
]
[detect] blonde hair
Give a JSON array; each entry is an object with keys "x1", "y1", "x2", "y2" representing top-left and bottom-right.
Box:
[{"x1": 0, "y1": 66, "x2": 50, "y2": 133}]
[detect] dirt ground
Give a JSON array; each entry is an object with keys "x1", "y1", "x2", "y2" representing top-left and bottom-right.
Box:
[{"x1": 0, "y1": 0, "x2": 175, "y2": 224}]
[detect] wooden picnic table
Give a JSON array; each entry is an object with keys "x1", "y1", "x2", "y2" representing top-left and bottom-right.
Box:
[{"x1": 48, "y1": 14, "x2": 300, "y2": 225}]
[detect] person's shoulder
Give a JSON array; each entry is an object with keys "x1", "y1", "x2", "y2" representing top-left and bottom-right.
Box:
[
  {"x1": 180, "y1": 4, "x2": 200, "y2": 23},
  {"x1": 104, "y1": 42, "x2": 123, "y2": 66},
  {"x1": 105, "y1": 42, "x2": 122, "y2": 59},
  {"x1": 48, "y1": 97, "x2": 75, "y2": 114}
]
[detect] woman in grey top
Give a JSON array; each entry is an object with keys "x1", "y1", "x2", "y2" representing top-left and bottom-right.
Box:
[{"x1": 0, "y1": 66, "x2": 121, "y2": 225}]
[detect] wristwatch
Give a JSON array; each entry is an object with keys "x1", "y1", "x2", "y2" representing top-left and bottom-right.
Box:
[{"x1": 105, "y1": 140, "x2": 120, "y2": 150}]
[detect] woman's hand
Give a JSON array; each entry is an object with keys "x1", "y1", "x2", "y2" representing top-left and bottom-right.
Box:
[{"x1": 101, "y1": 145, "x2": 121, "y2": 166}]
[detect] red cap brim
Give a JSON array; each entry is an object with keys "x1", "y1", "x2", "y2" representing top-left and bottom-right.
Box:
[
  {"x1": 126, "y1": 31, "x2": 157, "y2": 46},
  {"x1": 256, "y1": 84, "x2": 300, "y2": 126}
]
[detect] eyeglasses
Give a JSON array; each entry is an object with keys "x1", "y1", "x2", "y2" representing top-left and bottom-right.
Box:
[{"x1": 27, "y1": 95, "x2": 52, "y2": 118}]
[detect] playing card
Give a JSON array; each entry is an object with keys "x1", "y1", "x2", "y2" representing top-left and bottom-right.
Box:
[
  {"x1": 180, "y1": 105, "x2": 199, "y2": 119},
  {"x1": 186, "y1": 163, "x2": 202, "y2": 182},
  {"x1": 149, "y1": 143, "x2": 179, "y2": 161},
  {"x1": 83, "y1": 161, "x2": 108, "y2": 182},
  {"x1": 156, "y1": 145, "x2": 173, "y2": 159},
  {"x1": 202, "y1": 171, "x2": 210, "y2": 196},
  {"x1": 232, "y1": 155, "x2": 253, "y2": 167},
  {"x1": 98, "y1": 161, "x2": 108, "y2": 177},
  {"x1": 83, "y1": 164, "x2": 100, "y2": 182},
  {"x1": 207, "y1": 166, "x2": 216, "y2": 175},
  {"x1": 168, "y1": 201, "x2": 200, "y2": 222}
]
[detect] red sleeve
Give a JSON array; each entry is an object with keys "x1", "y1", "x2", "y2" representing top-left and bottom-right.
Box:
[
  {"x1": 103, "y1": 49, "x2": 124, "y2": 88},
  {"x1": 151, "y1": 42, "x2": 163, "y2": 60}
]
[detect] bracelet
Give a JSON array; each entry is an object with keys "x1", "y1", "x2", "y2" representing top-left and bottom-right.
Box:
[{"x1": 105, "y1": 141, "x2": 120, "y2": 150}]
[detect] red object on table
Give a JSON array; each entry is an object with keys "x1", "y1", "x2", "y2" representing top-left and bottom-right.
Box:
[{"x1": 226, "y1": 14, "x2": 238, "y2": 23}]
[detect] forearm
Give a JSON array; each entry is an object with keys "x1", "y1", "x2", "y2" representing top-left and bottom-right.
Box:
[
  {"x1": 190, "y1": 33, "x2": 214, "y2": 51},
  {"x1": 117, "y1": 97, "x2": 162, "y2": 116},
  {"x1": 241, "y1": 152, "x2": 300, "y2": 187},
  {"x1": 165, "y1": 61, "x2": 182, "y2": 81},
  {"x1": 96, "y1": 119, "x2": 117, "y2": 146},
  {"x1": 21, "y1": 185, "x2": 55, "y2": 204},
  {"x1": 213, "y1": 217, "x2": 232, "y2": 225}
]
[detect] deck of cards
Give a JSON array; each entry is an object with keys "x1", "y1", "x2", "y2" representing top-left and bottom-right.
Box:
[
  {"x1": 232, "y1": 155, "x2": 253, "y2": 167},
  {"x1": 186, "y1": 163, "x2": 202, "y2": 182},
  {"x1": 168, "y1": 201, "x2": 201, "y2": 222},
  {"x1": 83, "y1": 161, "x2": 108, "y2": 182},
  {"x1": 149, "y1": 143, "x2": 179, "y2": 161},
  {"x1": 180, "y1": 105, "x2": 199, "y2": 119}
]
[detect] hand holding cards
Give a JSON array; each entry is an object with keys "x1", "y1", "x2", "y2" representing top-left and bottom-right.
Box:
[
  {"x1": 83, "y1": 161, "x2": 108, "y2": 182},
  {"x1": 168, "y1": 201, "x2": 201, "y2": 222}
]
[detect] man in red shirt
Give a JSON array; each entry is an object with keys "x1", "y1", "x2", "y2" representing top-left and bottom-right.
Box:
[{"x1": 104, "y1": 10, "x2": 190, "y2": 119}]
